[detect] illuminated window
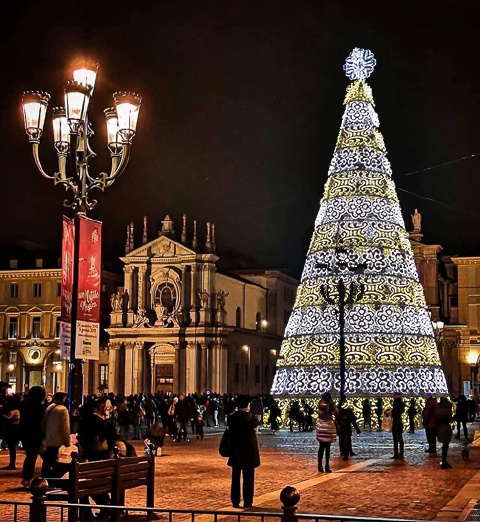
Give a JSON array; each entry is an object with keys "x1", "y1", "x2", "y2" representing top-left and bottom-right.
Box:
[
  {"x1": 99, "y1": 364, "x2": 108, "y2": 387},
  {"x1": 255, "y1": 312, "x2": 261, "y2": 332},
  {"x1": 8, "y1": 317, "x2": 18, "y2": 339},
  {"x1": 10, "y1": 284, "x2": 18, "y2": 299},
  {"x1": 32, "y1": 317, "x2": 41, "y2": 339},
  {"x1": 55, "y1": 318, "x2": 61, "y2": 339}
]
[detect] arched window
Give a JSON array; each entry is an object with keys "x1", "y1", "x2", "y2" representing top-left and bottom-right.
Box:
[
  {"x1": 236, "y1": 307, "x2": 242, "y2": 328},
  {"x1": 154, "y1": 281, "x2": 177, "y2": 313},
  {"x1": 255, "y1": 312, "x2": 261, "y2": 332}
]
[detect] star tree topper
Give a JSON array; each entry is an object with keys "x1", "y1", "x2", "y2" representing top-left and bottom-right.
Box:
[{"x1": 343, "y1": 48, "x2": 376, "y2": 81}]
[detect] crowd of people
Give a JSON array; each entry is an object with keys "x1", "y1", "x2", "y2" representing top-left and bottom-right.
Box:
[{"x1": 0, "y1": 387, "x2": 478, "y2": 510}]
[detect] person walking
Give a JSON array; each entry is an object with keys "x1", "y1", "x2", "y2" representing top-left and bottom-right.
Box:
[
  {"x1": 407, "y1": 398, "x2": 418, "y2": 433},
  {"x1": 175, "y1": 393, "x2": 191, "y2": 442},
  {"x1": 267, "y1": 396, "x2": 281, "y2": 434},
  {"x1": 422, "y1": 393, "x2": 438, "y2": 454},
  {"x1": 336, "y1": 398, "x2": 361, "y2": 460},
  {"x1": 19, "y1": 386, "x2": 46, "y2": 488},
  {"x1": 226, "y1": 395, "x2": 260, "y2": 509},
  {"x1": 41, "y1": 392, "x2": 71, "y2": 478},
  {"x1": 362, "y1": 399, "x2": 372, "y2": 431},
  {"x1": 454, "y1": 395, "x2": 469, "y2": 440},
  {"x1": 390, "y1": 391, "x2": 406, "y2": 460},
  {"x1": 250, "y1": 396, "x2": 264, "y2": 434},
  {"x1": 316, "y1": 392, "x2": 338, "y2": 473},
  {"x1": 375, "y1": 397, "x2": 384, "y2": 431},
  {"x1": 2, "y1": 395, "x2": 21, "y2": 470},
  {"x1": 437, "y1": 396, "x2": 454, "y2": 469}
]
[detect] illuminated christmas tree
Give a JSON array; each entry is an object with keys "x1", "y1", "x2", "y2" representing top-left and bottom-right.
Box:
[{"x1": 271, "y1": 49, "x2": 448, "y2": 416}]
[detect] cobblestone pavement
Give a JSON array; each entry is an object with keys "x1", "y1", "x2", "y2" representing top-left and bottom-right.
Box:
[{"x1": 0, "y1": 425, "x2": 479, "y2": 521}]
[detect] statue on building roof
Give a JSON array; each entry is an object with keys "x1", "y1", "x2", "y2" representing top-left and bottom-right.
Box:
[
  {"x1": 217, "y1": 289, "x2": 229, "y2": 310},
  {"x1": 198, "y1": 289, "x2": 210, "y2": 309},
  {"x1": 411, "y1": 208, "x2": 422, "y2": 232}
]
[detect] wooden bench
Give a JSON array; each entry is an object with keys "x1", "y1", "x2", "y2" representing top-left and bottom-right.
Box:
[{"x1": 45, "y1": 452, "x2": 155, "y2": 522}]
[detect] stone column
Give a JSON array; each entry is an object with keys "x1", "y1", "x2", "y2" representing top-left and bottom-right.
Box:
[
  {"x1": 189, "y1": 264, "x2": 198, "y2": 325},
  {"x1": 132, "y1": 341, "x2": 144, "y2": 394},
  {"x1": 108, "y1": 342, "x2": 121, "y2": 394},
  {"x1": 137, "y1": 266, "x2": 147, "y2": 312},
  {"x1": 174, "y1": 343, "x2": 183, "y2": 394},
  {"x1": 124, "y1": 265, "x2": 134, "y2": 311},
  {"x1": 185, "y1": 342, "x2": 198, "y2": 394},
  {"x1": 148, "y1": 346, "x2": 156, "y2": 393},
  {"x1": 210, "y1": 342, "x2": 221, "y2": 393},
  {"x1": 199, "y1": 342, "x2": 208, "y2": 393},
  {"x1": 124, "y1": 342, "x2": 135, "y2": 395}
]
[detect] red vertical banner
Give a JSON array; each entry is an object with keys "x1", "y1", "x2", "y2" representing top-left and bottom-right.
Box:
[
  {"x1": 60, "y1": 216, "x2": 74, "y2": 359},
  {"x1": 75, "y1": 216, "x2": 102, "y2": 360}
]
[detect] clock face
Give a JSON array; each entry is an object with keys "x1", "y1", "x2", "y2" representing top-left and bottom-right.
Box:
[{"x1": 28, "y1": 349, "x2": 41, "y2": 362}]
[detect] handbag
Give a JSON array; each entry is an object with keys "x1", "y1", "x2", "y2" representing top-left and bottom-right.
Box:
[
  {"x1": 381, "y1": 414, "x2": 393, "y2": 432},
  {"x1": 219, "y1": 428, "x2": 231, "y2": 457}
]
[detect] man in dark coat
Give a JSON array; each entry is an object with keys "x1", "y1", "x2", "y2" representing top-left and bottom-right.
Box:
[
  {"x1": 227, "y1": 395, "x2": 260, "y2": 509},
  {"x1": 175, "y1": 394, "x2": 191, "y2": 442},
  {"x1": 391, "y1": 392, "x2": 406, "y2": 459},
  {"x1": 422, "y1": 393, "x2": 438, "y2": 453},
  {"x1": 19, "y1": 386, "x2": 46, "y2": 488}
]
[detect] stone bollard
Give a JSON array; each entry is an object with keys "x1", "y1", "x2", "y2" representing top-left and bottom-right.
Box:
[
  {"x1": 280, "y1": 486, "x2": 300, "y2": 522},
  {"x1": 29, "y1": 478, "x2": 49, "y2": 522}
]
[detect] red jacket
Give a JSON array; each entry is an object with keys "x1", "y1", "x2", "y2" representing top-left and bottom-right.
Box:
[{"x1": 422, "y1": 397, "x2": 438, "y2": 428}]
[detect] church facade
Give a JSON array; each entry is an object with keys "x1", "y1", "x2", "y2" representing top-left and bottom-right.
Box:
[{"x1": 106, "y1": 215, "x2": 298, "y2": 396}]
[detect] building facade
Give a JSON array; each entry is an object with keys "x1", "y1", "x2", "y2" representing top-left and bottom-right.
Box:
[
  {"x1": 0, "y1": 257, "x2": 120, "y2": 395},
  {"x1": 106, "y1": 215, "x2": 298, "y2": 396}
]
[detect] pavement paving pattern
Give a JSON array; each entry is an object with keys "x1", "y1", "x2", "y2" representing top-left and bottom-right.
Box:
[{"x1": 0, "y1": 427, "x2": 479, "y2": 521}]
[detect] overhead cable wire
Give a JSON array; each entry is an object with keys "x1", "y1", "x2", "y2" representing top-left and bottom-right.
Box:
[{"x1": 404, "y1": 153, "x2": 480, "y2": 177}]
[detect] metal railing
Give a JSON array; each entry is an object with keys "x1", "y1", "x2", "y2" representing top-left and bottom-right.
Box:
[{"x1": 0, "y1": 484, "x2": 426, "y2": 522}]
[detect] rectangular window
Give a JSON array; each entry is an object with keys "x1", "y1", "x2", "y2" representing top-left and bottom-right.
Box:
[
  {"x1": 99, "y1": 364, "x2": 108, "y2": 387},
  {"x1": 8, "y1": 317, "x2": 18, "y2": 339},
  {"x1": 235, "y1": 363, "x2": 239, "y2": 383},
  {"x1": 264, "y1": 365, "x2": 269, "y2": 384},
  {"x1": 255, "y1": 364, "x2": 260, "y2": 384},
  {"x1": 55, "y1": 318, "x2": 61, "y2": 339},
  {"x1": 32, "y1": 317, "x2": 41, "y2": 339},
  {"x1": 33, "y1": 283, "x2": 42, "y2": 298},
  {"x1": 10, "y1": 284, "x2": 18, "y2": 298},
  {"x1": 57, "y1": 283, "x2": 61, "y2": 297}
]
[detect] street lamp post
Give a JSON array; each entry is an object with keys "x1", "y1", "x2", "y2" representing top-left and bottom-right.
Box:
[
  {"x1": 318, "y1": 247, "x2": 366, "y2": 400},
  {"x1": 22, "y1": 60, "x2": 142, "y2": 413}
]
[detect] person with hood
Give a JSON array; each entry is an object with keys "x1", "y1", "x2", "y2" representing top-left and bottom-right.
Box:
[
  {"x1": 316, "y1": 392, "x2": 338, "y2": 473},
  {"x1": 437, "y1": 396, "x2": 454, "y2": 469},
  {"x1": 41, "y1": 391, "x2": 71, "y2": 478},
  {"x1": 19, "y1": 386, "x2": 46, "y2": 488},
  {"x1": 226, "y1": 395, "x2": 260, "y2": 508}
]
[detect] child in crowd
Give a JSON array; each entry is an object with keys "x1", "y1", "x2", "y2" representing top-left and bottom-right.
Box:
[{"x1": 195, "y1": 413, "x2": 205, "y2": 441}]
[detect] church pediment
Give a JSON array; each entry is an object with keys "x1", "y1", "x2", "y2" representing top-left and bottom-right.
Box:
[{"x1": 124, "y1": 235, "x2": 197, "y2": 260}]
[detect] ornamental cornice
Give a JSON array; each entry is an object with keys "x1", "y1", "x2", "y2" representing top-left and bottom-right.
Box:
[
  {"x1": 0, "y1": 270, "x2": 61, "y2": 279},
  {"x1": 452, "y1": 257, "x2": 480, "y2": 266},
  {"x1": 150, "y1": 256, "x2": 197, "y2": 264}
]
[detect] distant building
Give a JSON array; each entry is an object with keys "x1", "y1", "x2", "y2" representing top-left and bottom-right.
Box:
[
  {"x1": 0, "y1": 250, "x2": 120, "y2": 394},
  {"x1": 106, "y1": 215, "x2": 298, "y2": 396},
  {"x1": 408, "y1": 226, "x2": 469, "y2": 397}
]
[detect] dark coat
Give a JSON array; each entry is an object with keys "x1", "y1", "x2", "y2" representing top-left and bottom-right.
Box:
[
  {"x1": 391, "y1": 397, "x2": 405, "y2": 434},
  {"x1": 422, "y1": 397, "x2": 438, "y2": 428},
  {"x1": 175, "y1": 399, "x2": 191, "y2": 422},
  {"x1": 436, "y1": 400, "x2": 453, "y2": 444},
  {"x1": 227, "y1": 410, "x2": 260, "y2": 469},
  {"x1": 20, "y1": 398, "x2": 46, "y2": 447}
]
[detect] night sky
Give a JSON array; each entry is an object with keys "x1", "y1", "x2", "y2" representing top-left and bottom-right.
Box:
[{"x1": 1, "y1": 1, "x2": 480, "y2": 278}]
